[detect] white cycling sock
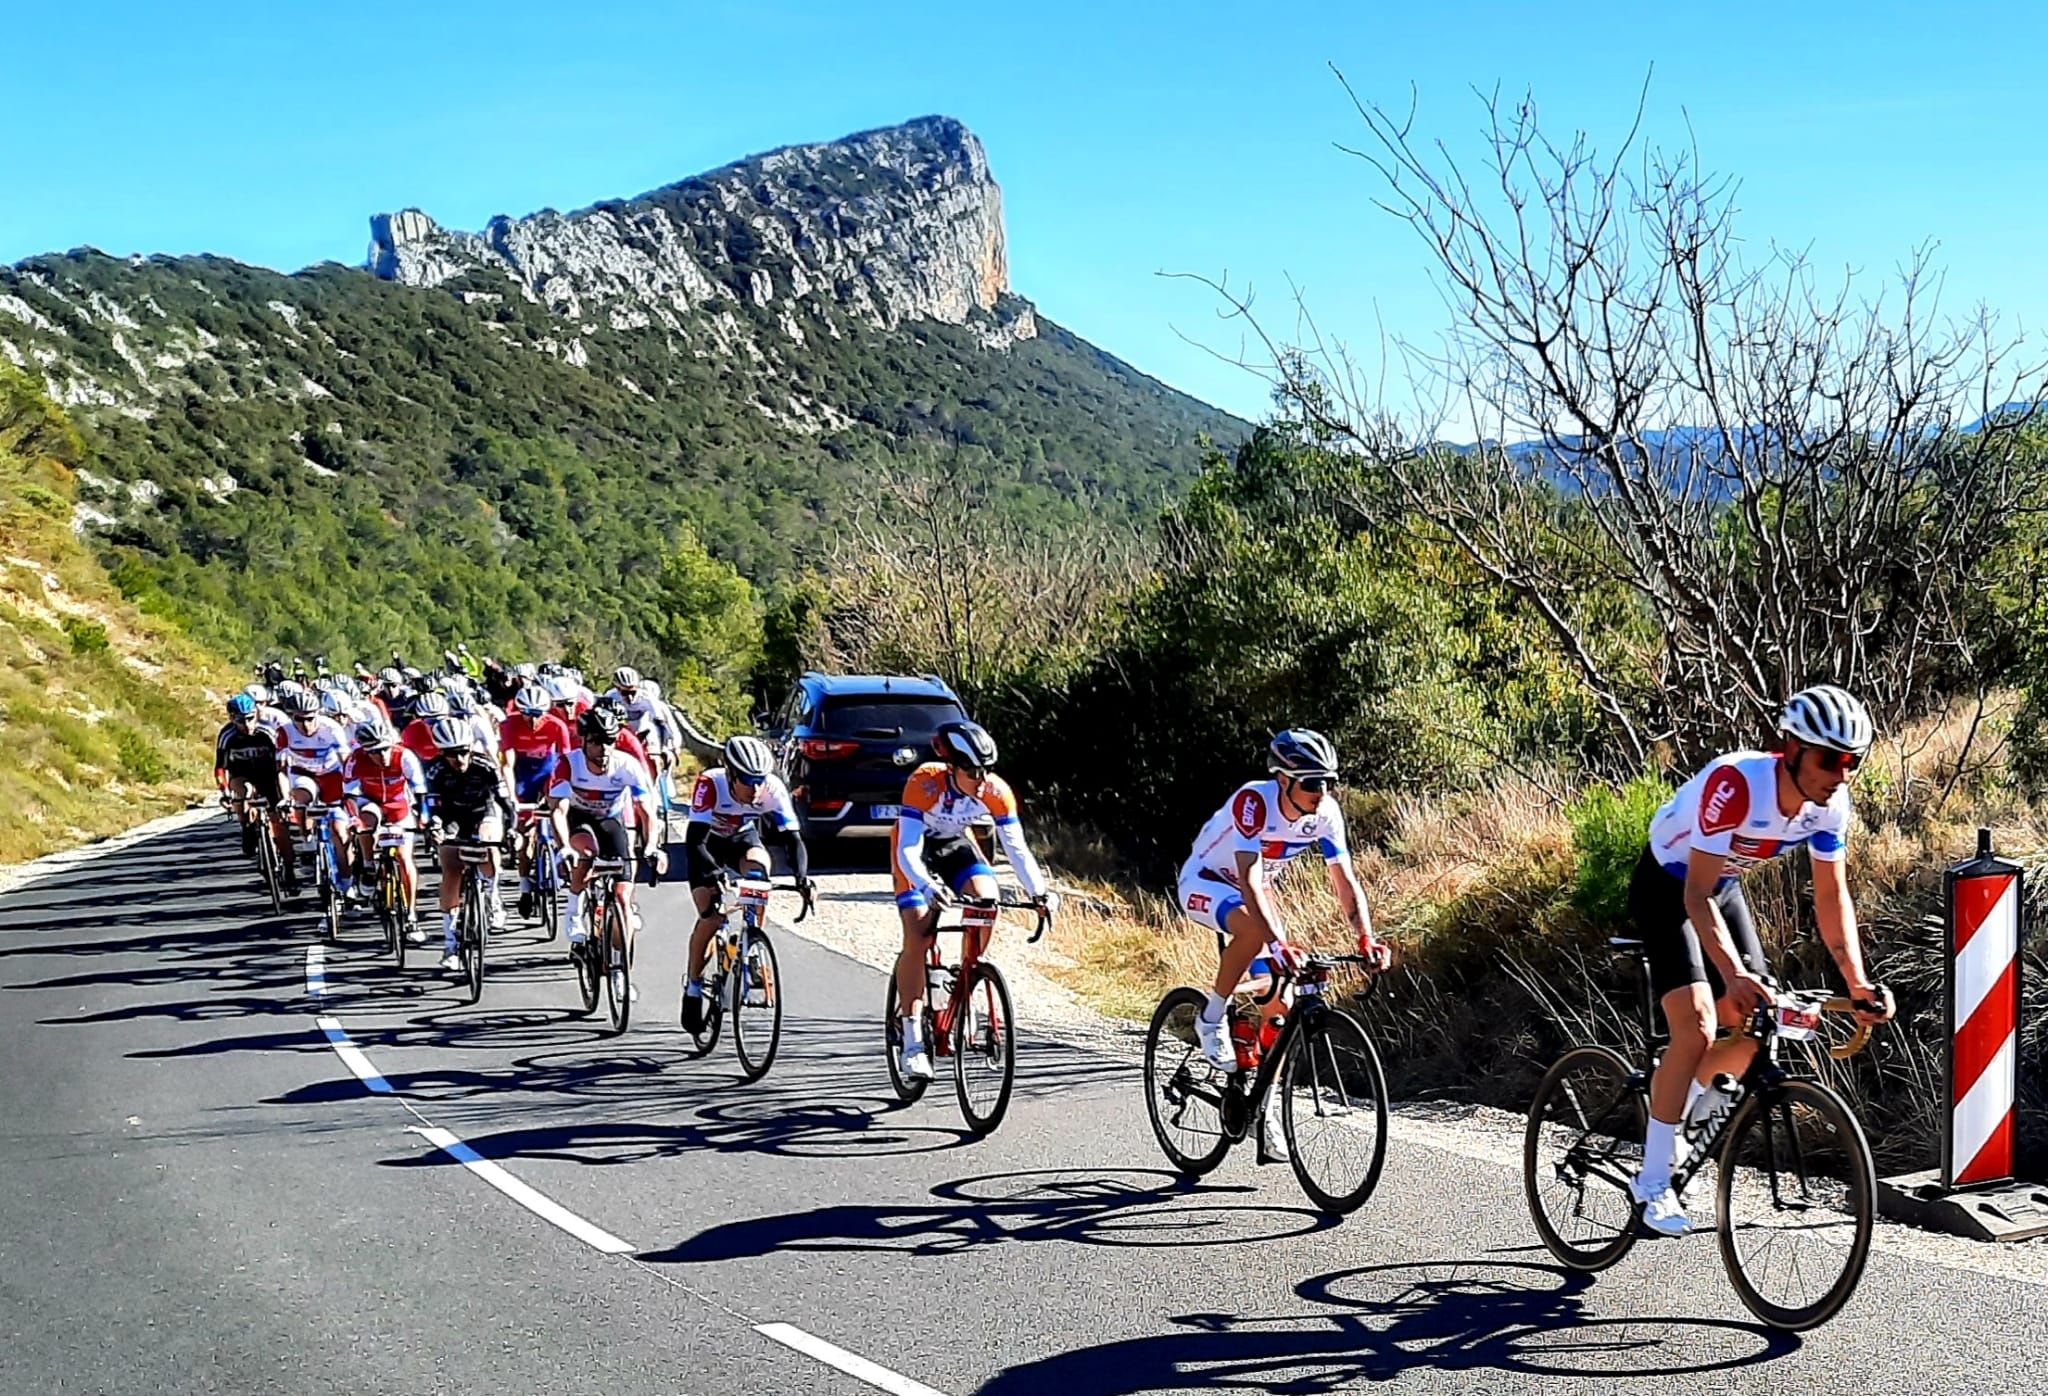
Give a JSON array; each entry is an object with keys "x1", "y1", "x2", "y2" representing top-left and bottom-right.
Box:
[
  {"x1": 1640, "y1": 1117, "x2": 1677, "y2": 1191},
  {"x1": 901, "y1": 1015, "x2": 923, "y2": 1051},
  {"x1": 1200, "y1": 991, "x2": 1228, "y2": 1024},
  {"x1": 565, "y1": 891, "x2": 582, "y2": 935}
]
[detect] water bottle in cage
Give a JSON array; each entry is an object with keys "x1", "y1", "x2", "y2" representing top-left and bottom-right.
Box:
[
  {"x1": 1681, "y1": 1072, "x2": 1743, "y2": 1160},
  {"x1": 1230, "y1": 1014, "x2": 1260, "y2": 1071}
]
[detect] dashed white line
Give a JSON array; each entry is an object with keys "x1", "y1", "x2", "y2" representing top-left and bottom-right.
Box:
[
  {"x1": 407, "y1": 1125, "x2": 636, "y2": 1255},
  {"x1": 754, "y1": 1323, "x2": 950, "y2": 1396},
  {"x1": 315, "y1": 1015, "x2": 393, "y2": 1094},
  {"x1": 305, "y1": 945, "x2": 327, "y2": 999}
]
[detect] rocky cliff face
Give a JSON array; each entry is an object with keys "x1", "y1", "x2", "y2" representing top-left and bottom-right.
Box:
[{"x1": 366, "y1": 115, "x2": 1036, "y2": 350}]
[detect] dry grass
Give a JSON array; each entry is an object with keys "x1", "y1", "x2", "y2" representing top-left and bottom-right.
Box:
[{"x1": 1037, "y1": 711, "x2": 2048, "y2": 1174}]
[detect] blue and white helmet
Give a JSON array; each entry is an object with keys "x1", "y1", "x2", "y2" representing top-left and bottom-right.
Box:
[
  {"x1": 1268, "y1": 728, "x2": 1339, "y2": 779},
  {"x1": 1779, "y1": 686, "x2": 1873, "y2": 756}
]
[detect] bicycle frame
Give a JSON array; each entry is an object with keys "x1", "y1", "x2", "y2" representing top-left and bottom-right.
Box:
[{"x1": 1216, "y1": 955, "x2": 1378, "y2": 1140}]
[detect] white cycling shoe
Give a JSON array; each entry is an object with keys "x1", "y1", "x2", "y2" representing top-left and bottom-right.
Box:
[
  {"x1": 1629, "y1": 1171, "x2": 1692, "y2": 1237},
  {"x1": 900, "y1": 1044, "x2": 935, "y2": 1082},
  {"x1": 1193, "y1": 1013, "x2": 1234, "y2": 1072},
  {"x1": 438, "y1": 953, "x2": 463, "y2": 975}
]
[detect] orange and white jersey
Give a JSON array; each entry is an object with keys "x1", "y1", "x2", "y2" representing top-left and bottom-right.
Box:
[{"x1": 892, "y1": 762, "x2": 1047, "y2": 900}]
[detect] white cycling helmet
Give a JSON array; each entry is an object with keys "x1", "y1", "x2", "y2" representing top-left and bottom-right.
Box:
[
  {"x1": 723, "y1": 735, "x2": 776, "y2": 782},
  {"x1": 1779, "y1": 685, "x2": 1874, "y2": 756},
  {"x1": 613, "y1": 665, "x2": 642, "y2": 690}
]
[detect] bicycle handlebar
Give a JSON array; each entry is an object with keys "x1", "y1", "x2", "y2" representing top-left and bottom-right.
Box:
[
  {"x1": 715, "y1": 872, "x2": 816, "y2": 924},
  {"x1": 1742, "y1": 988, "x2": 1889, "y2": 1060},
  {"x1": 930, "y1": 893, "x2": 1053, "y2": 943}
]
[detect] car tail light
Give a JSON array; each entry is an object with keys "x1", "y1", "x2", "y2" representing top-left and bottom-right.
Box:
[
  {"x1": 808, "y1": 799, "x2": 849, "y2": 816},
  {"x1": 800, "y1": 737, "x2": 861, "y2": 760}
]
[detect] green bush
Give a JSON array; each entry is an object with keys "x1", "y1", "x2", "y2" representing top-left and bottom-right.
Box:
[
  {"x1": 1566, "y1": 774, "x2": 1671, "y2": 924},
  {"x1": 61, "y1": 615, "x2": 109, "y2": 655},
  {"x1": 113, "y1": 725, "x2": 165, "y2": 783}
]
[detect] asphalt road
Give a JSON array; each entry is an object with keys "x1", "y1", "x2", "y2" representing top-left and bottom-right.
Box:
[{"x1": 3, "y1": 814, "x2": 2044, "y2": 1395}]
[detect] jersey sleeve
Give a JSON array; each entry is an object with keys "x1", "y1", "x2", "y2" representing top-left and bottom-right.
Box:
[
  {"x1": 894, "y1": 769, "x2": 945, "y2": 894},
  {"x1": 763, "y1": 777, "x2": 800, "y2": 832},
  {"x1": 546, "y1": 758, "x2": 574, "y2": 803},
  {"x1": 401, "y1": 748, "x2": 427, "y2": 795},
  {"x1": 687, "y1": 774, "x2": 718, "y2": 827},
  {"x1": 1688, "y1": 761, "x2": 1751, "y2": 860},
  {"x1": 1809, "y1": 792, "x2": 1851, "y2": 862},
  {"x1": 985, "y1": 778, "x2": 1048, "y2": 897},
  {"x1": 1316, "y1": 799, "x2": 1352, "y2": 864}
]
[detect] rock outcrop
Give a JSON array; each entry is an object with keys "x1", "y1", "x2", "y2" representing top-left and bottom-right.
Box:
[{"x1": 366, "y1": 115, "x2": 1037, "y2": 348}]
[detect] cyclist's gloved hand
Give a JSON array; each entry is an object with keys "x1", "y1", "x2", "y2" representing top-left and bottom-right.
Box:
[
  {"x1": 926, "y1": 883, "x2": 955, "y2": 911},
  {"x1": 1035, "y1": 890, "x2": 1061, "y2": 916},
  {"x1": 1356, "y1": 933, "x2": 1393, "y2": 971}
]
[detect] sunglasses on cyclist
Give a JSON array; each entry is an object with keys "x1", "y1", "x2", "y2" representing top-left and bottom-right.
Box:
[
  {"x1": 1809, "y1": 747, "x2": 1860, "y2": 774},
  {"x1": 1293, "y1": 775, "x2": 1335, "y2": 793}
]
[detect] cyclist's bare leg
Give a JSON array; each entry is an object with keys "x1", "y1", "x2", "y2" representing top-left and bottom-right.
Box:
[
  {"x1": 895, "y1": 904, "x2": 939, "y2": 1022},
  {"x1": 1650, "y1": 984, "x2": 1761, "y2": 1123},
  {"x1": 1212, "y1": 902, "x2": 1267, "y2": 1001},
  {"x1": 688, "y1": 883, "x2": 721, "y2": 979},
  {"x1": 958, "y1": 871, "x2": 999, "y2": 967}
]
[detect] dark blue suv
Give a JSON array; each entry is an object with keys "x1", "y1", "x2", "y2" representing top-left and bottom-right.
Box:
[{"x1": 760, "y1": 672, "x2": 971, "y2": 837}]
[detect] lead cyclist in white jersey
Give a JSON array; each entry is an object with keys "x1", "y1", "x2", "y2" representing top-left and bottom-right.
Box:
[
  {"x1": 1180, "y1": 729, "x2": 1393, "y2": 1072},
  {"x1": 1626, "y1": 685, "x2": 1895, "y2": 1235}
]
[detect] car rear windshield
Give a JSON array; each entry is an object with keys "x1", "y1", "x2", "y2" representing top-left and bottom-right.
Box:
[{"x1": 819, "y1": 697, "x2": 965, "y2": 738}]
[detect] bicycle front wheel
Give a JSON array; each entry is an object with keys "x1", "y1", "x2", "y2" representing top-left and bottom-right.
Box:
[
  {"x1": 460, "y1": 875, "x2": 485, "y2": 1005},
  {"x1": 536, "y1": 851, "x2": 561, "y2": 942},
  {"x1": 1280, "y1": 1006, "x2": 1390, "y2": 1215},
  {"x1": 953, "y1": 962, "x2": 1015, "y2": 1137},
  {"x1": 1715, "y1": 1077, "x2": 1876, "y2": 1331},
  {"x1": 602, "y1": 902, "x2": 631, "y2": 1036},
  {"x1": 259, "y1": 826, "x2": 285, "y2": 916},
  {"x1": 318, "y1": 841, "x2": 341, "y2": 943},
  {"x1": 1523, "y1": 1044, "x2": 1644, "y2": 1272},
  {"x1": 731, "y1": 930, "x2": 782, "y2": 1082},
  {"x1": 1143, "y1": 987, "x2": 1232, "y2": 1177}
]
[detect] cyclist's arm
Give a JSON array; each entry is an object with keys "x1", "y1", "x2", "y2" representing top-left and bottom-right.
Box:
[
  {"x1": 1324, "y1": 857, "x2": 1376, "y2": 942},
  {"x1": 765, "y1": 822, "x2": 809, "y2": 883},
  {"x1": 988, "y1": 814, "x2": 1048, "y2": 898},
  {"x1": 401, "y1": 748, "x2": 427, "y2": 801},
  {"x1": 1811, "y1": 851, "x2": 1883, "y2": 1008},
  {"x1": 1681, "y1": 849, "x2": 1755, "y2": 987},
  {"x1": 1232, "y1": 846, "x2": 1284, "y2": 946},
  {"x1": 895, "y1": 811, "x2": 941, "y2": 901}
]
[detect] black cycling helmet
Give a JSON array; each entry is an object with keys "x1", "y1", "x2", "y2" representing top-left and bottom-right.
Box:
[
  {"x1": 262, "y1": 661, "x2": 286, "y2": 686},
  {"x1": 578, "y1": 706, "x2": 621, "y2": 744},
  {"x1": 1268, "y1": 728, "x2": 1339, "y2": 780},
  {"x1": 934, "y1": 720, "x2": 999, "y2": 772}
]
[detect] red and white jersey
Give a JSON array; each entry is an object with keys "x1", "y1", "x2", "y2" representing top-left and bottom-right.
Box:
[
  {"x1": 343, "y1": 747, "x2": 426, "y2": 815},
  {"x1": 1184, "y1": 779, "x2": 1350, "y2": 885},
  {"x1": 547, "y1": 748, "x2": 654, "y2": 822},
  {"x1": 1648, "y1": 750, "x2": 1849, "y2": 885},
  {"x1": 275, "y1": 715, "x2": 352, "y2": 777},
  {"x1": 688, "y1": 769, "x2": 799, "y2": 838}
]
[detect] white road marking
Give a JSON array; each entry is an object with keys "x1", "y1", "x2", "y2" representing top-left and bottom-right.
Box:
[
  {"x1": 305, "y1": 945, "x2": 326, "y2": 998},
  {"x1": 315, "y1": 1016, "x2": 392, "y2": 1094},
  {"x1": 754, "y1": 1323, "x2": 950, "y2": 1396},
  {"x1": 407, "y1": 1125, "x2": 635, "y2": 1255}
]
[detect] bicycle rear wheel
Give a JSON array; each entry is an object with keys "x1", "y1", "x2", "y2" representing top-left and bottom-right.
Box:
[
  {"x1": 1280, "y1": 1006, "x2": 1389, "y2": 1215},
  {"x1": 572, "y1": 920, "x2": 601, "y2": 1017},
  {"x1": 1715, "y1": 1077, "x2": 1876, "y2": 1331},
  {"x1": 1523, "y1": 1044, "x2": 1645, "y2": 1271},
  {"x1": 602, "y1": 901, "x2": 631, "y2": 1036},
  {"x1": 317, "y1": 835, "x2": 340, "y2": 942},
  {"x1": 883, "y1": 976, "x2": 932, "y2": 1104},
  {"x1": 258, "y1": 824, "x2": 285, "y2": 916},
  {"x1": 460, "y1": 873, "x2": 485, "y2": 1004},
  {"x1": 731, "y1": 929, "x2": 782, "y2": 1082},
  {"x1": 953, "y1": 962, "x2": 1015, "y2": 1137},
  {"x1": 1143, "y1": 987, "x2": 1233, "y2": 1177}
]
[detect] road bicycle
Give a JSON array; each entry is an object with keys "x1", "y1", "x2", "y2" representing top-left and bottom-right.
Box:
[
  {"x1": 685, "y1": 870, "x2": 813, "y2": 1081},
  {"x1": 223, "y1": 794, "x2": 288, "y2": 915},
  {"x1": 294, "y1": 800, "x2": 345, "y2": 942},
  {"x1": 884, "y1": 894, "x2": 1051, "y2": 1139},
  {"x1": 1522, "y1": 935, "x2": 1887, "y2": 1330},
  {"x1": 515, "y1": 802, "x2": 562, "y2": 941},
  {"x1": 441, "y1": 835, "x2": 495, "y2": 1005},
  {"x1": 369, "y1": 822, "x2": 416, "y2": 968},
  {"x1": 568, "y1": 856, "x2": 634, "y2": 1035},
  {"x1": 1143, "y1": 944, "x2": 1390, "y2": 1215}
]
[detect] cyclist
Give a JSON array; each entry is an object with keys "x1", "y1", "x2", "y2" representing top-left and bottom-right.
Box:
[
  {"x1": 275, "y1": 687, "x2": 356, "y2": 898},
  {"x1": 400, "y1": 689, "x2": 452, "y2": 766},
  {"x1": 341, "y1": 717, "x2": 427, "y2": 930},
  {"x1": 1626, "y1": 684, "x2": 1895, "y2": 1236},
  {"x1": 500, "y1": 681, "x2": 574, "y2": 916},
  {"x1": 891, "y1": 721, "x2": 1056, "y2": 1081},
  {"x1": 446, "y1": 685, "x2": 499, "y2": 762},
  {"x1": 216, "y1": 693, "x2": 290, "y2": 862},
  {"x1": 1180, "y1": 729, "x2": 1391, "y2": 1073},
  {"x1": 679, "y1": 735, "x2": 814, "y2": 1034},
  {"x1": 547, "y1": 707, "x2": 658, "y2": 993},
  {"x1": 424, "y1": 716, "x2": 515, "y2": 970}
]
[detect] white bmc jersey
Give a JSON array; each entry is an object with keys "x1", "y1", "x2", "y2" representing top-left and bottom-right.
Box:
[
  {"x1": 548, "y1": 748, "x2": 653, "y2": 822},
  {"x1": 276, "y1": 715, "x2": 352, "y2": 776},
  {"x1": 688, "y1": 769, "x2": 798, "y2": 838},
  {"x1": 604, "y1": 686, "x2": 678, "y2": 752},
  {"x1": 1648, "y1": 750, "x2": 1850, "y2": 885},
  {"x1": 1183, "y1": 779, "x2": 1350, "y2": 886}
]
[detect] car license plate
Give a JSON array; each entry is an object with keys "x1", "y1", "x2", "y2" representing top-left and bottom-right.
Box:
[{"x1": 869, "y1": 804, "x2": 903, "y2": 820}]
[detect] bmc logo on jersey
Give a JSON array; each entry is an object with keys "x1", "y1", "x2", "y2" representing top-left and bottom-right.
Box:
[
  {"x1": 692, "y1": 776, "x2": 717, "y2": 812},
  {"x1": 1698, "y1": 767, "x2": 1749, "y2": 836},
  {"x1": 1232, "y1": 788, "x2": 1268, "y2": 837},
  {"x1": 1187, "y1": 892, "x2": 1212, "y2": 914}
]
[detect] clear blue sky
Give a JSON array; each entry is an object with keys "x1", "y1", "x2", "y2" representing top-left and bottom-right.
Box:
[{"x1": 6, "y1": 1, "x2": 2044, "y2": 421}]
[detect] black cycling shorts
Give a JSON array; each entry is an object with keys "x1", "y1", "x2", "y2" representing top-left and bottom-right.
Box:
[
  {"x1": 566, "y1": 806, "x2": 632, "y2": 862},
  {"x1": 441, "y1": 810, "x2": 505, "y2": 846},
  {"x1": 924, "y1": 834, "x2": 995, "y2": 892},
  {"x1": 225, "y1": 766, "x2": 284, "y2": 806},
  {"x1": 1627, "y1": 844, "x2": 1766, "y2": 1001},
  {"x1": 688, "y1": 827, "x2": 765, "y2": 890}
]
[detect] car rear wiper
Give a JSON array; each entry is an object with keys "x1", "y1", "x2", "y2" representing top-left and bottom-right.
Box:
[{"x1": 849, "y1": 726, "x2": 903, "y2": 738}]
